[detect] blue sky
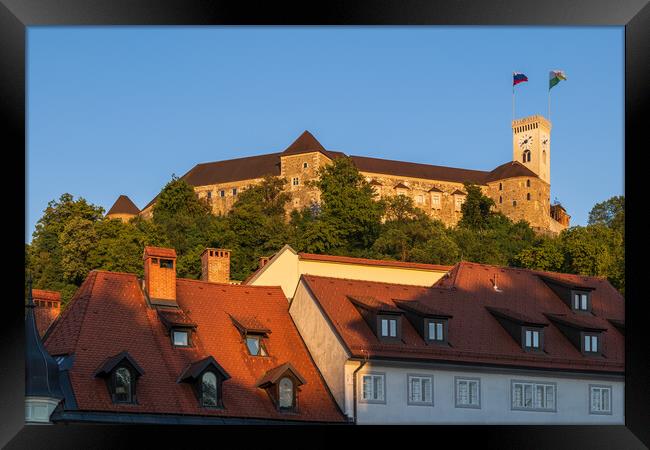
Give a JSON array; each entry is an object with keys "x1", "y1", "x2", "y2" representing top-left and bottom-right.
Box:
[{"x1": 26, "y1": 26, "x2": 623, "y2": 242}]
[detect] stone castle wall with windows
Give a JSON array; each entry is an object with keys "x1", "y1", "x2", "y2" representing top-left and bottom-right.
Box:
[{"x1": 134, "y1": 115, "x2": 569, "y2": 234}]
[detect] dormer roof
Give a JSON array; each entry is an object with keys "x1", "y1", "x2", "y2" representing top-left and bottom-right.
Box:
[
  {"x1": 94, "y1": 351, "x2": 145, "y2": 378},
  {"x1": 256, "y1": 362, "x2": 306, "y2": 388},
  {"x1": 177, "y1": 356, "x2": 231, "y2": 383}
]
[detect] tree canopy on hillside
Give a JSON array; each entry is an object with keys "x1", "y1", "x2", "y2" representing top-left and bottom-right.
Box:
[{"x1": 26, "y1": 167, "x2": 625, "y2": 307}]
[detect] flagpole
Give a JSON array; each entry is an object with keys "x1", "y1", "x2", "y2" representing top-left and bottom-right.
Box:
[
  {"x1": 548, "y1": 90, "x2": 551, "y2": 121},
  {"x1": 512, "y1": 85, "x2": 515, "y2": 121}
]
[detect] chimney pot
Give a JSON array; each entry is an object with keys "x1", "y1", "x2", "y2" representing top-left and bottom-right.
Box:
[
  {"x1": 201, "y1": 248, "x2": 231, "y2": 283},
  {"x1": 259, "y1": 256, "x2": 270, "y2": 269}
]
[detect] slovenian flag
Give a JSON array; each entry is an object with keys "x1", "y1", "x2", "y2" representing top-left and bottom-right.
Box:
[
  {"x1": 513, "y1": 72, "x2": 528, "y2": 86},
  {"x1": 549, "y1": 70, "x2": 567, "y2": 90}
]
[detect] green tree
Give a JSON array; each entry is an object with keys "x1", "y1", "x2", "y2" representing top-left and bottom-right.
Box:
[
  {"x1": 458, "y1": 183, "x2": 495, "y2": 230},
  {"x1": 410, "y1": 221, "x2": 461, "y2": 265},
  {"x1": 311, "y1": 157, "x2": 384, "y2": 252},
  {"x1": 28, "y1": 193, "x2": 105, "y2": 304},
  {"x1": 588, "y1": 195, "x2": 624, "y2": 237},
  {"x1": 513, "y1": 237, "x2": 564, "y2": 272}
]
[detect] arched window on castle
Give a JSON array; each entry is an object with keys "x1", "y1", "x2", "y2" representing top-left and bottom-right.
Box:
[
  {"x1": 527, "y1": 193, "x2": 531, "y2": 201},
  {"x1": 499, "y1": 196, "x2": 502, "y2": 204},
  {"x1": 542, "y1": 150, "x2": 547, "y2": 164},
  {"x1": 526, "y1": 179, "x2": 531, "y2": 187},
  {"x1": 522, "y1": 150, "x2": 531, "y2": 163},
  {"x1": 499, "y1": 183, "x2": 502, "y2": 191}
]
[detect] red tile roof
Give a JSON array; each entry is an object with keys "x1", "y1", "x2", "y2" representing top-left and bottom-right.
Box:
[
  {"x1": 484, "y1": 161, "x2": 539, "y2": 183},
  {"x1": 33, "y1": 289, "x2": 61, "y2": 303},
  {"x1": 297, "y1": 252, "x2": 452, "y2": 272},
  {"x1": 44, "y1": 271, "x2": 344, "y2": 422},
  {"x1": 301, "y1": 261, "x2": 624, "y2": 373},
  {"x1": 32, "y1": 289, "x2": 61, "y2": 337}
]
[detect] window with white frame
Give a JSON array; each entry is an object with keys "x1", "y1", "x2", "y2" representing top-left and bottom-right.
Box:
[
  {"x1": 407, "y1": 375, "x2": 432, "y2": 405},
  {"x1": 416, "y1": 195, "x2": 424, "y2": 204},
  {"x1": 292, "y1": 177, "x2": 300, "y2": 186},
  {"x1": 431, "y1": 193, "x2": 441, "y2": 209},
  {"x1": 512, "y1": 381, "x2": 555, "y2": 411},
  {"x1": 583, "y1": 333, "x2": 600, "y2": 354},
  {"x1": 361, "y1": 374, "x2": 385, "y2": 402},
  {"x1": 572, "y1": 291, "x2": 590, "y2": 311},
  {"x1": 426, "y1": 319, "x2": 446, "y2": 343},
  {"x1": 455, "y1": 378, "x2": 480, "y2": 408},
  {"x1": 589, "y1": 385, "x2": 612, "y2": 414},
  {"x1": 380, "y1": 317, "x2": 398, "y2": 338},
  {"x1": 524, "y1": 328, "x2": 542, "y2": 351},
  {"x1": 454, "y1": 195, "x2": 465, "y2": 212}
]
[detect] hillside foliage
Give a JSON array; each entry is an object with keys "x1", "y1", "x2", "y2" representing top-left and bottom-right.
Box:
[{"x1": 26, "y1": 160, "x2": 625, "y2": 305}]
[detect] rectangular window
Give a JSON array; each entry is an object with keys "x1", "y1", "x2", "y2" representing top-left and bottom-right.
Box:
[
  {"x1": 455, "y1": 196, "x2": 464, "y2": 212},
  {"x1": 524, "y1": 328, "x2": 542, "y2": 350},
  {"x1": 583, "y1": 334, "x2": 599, "y2": 353},
  {"x1": 207, "y1": 191, "x2": 212, "y2": 199},
  {"x1": 408, "y1": 375, "x2": 433, "y2": 405},
  {"x1": 159, "y1": 259, "x2": 174, "y2": 269},
  {"x1": 220, "y1": 190, "x2": 225, "y2": 197},
  {"x1": 172, "y1": 330, "x2": 189, "y2": 347},
  {"x1": 455, "y1": 378, "x2": 480, "y2": 408},
  {"x1": 416, "y1": 195, "x2": 424, "y2": 204},
  {"x1": 572, "y1": 291, "x2": 590, "y2": 311},
  {"x1": 361, "y1": 374, "x2": 385, "y2": 403},
  {"x1": 427, "y1": 319, "x2": 446, "y2": 342},
  {"x1": 232, "y1": 188, "x2": 238, "y2": 196},
  {"x1": 292, "y1": 177, "x2": 300, "y2": 186},
  {"x1": 431, "y1": 194, "x2": 441, "y2": 209},
  {"x1": 380, "y1": 318, "x2": 398, "y2": 338},
  {"x1": 512, "y1": 381, "x2": 556, "y2": 411},
  {"x1": 590, "y1": 385, "x2": 612, "y2": 414}
]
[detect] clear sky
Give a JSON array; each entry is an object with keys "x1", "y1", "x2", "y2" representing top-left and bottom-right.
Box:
[{"x1": 26, "y1": 26, "x2": 624, "y2": 242}]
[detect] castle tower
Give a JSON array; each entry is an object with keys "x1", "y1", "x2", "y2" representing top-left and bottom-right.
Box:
[{"x1": 512, "y1": 115, "x2": 551, "y2": 184}]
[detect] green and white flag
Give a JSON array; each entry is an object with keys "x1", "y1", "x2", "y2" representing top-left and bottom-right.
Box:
[{"x1": 549, "y1": 70, "x2": 567, "y2": 90}]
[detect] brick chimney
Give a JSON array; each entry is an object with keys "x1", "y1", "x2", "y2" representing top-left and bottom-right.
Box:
[
  {"x1": 201, "y1": 248, "x2": 231, "y2": 283},
  {"x1": 259, "y1": 256, "x2": 270, "y2": 269},
  {"x1": 32, "y1": 289, "x2": 61, "y2": 337},
  {"x1": 143, "y1": 246, "x2": 177, "y2": 304}
]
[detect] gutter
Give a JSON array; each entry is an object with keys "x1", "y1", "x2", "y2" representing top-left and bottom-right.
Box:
[{"x1": 351, "y1": 350, "x2": 369, "y2": 425}]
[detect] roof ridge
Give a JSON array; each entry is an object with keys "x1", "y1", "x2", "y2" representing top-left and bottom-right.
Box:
[
  {"x1": 194, "y1": 151, "x2": 282, "y2": 167},
  {"x1": 176, "y1": 277, "x2": 284, "y2": 291},
  {"x1": 349, "y1": 154, "x2": 490, "y2": 174}
]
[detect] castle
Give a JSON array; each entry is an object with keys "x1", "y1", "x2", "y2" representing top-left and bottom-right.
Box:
[{"x1": 107, "y1": 114, "x2": 570, "y2": 234}]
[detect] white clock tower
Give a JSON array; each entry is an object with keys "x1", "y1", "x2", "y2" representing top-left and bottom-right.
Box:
[{"x1": 511, "y1": 115, "x2": 551, "y2": 184}]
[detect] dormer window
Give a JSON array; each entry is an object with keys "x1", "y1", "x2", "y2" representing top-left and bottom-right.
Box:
[
  {"x1": 113, "y1": 367, "x2": 133, "y2": 403},
  {"x1": 172, "y1": 329, "x2": 190, "y2": 347},
  {"x1": 178, "y1": 356, "x2": 230, "y2": 409},
  {"x1": 572, "y1": 291, "x2": 590, "y2": 311},
  {"x1": 426, "y1": 318, "x2": 447, "y2": 343},
  {"x1": 523, "y1": 327, "x2": 543, "y2": 351},
  {"x1": 157, "y1": 308, "x2": 197, "y2": 348},
  {"x1": 487, "y1": 307, "x2": 548, "y2": 353},
  {"x1": 230, "y1": 314, "x2": 272, "y2": 356},
  {"x1": 94, "y1": 351, "x2": 145, "y2": 405},
  {"x1": 583, "y1": 332, "x2": 600, "y2": 355},
  {"x1": 200, "y1": 371, "x2": 218, "y2": 407},
  {"x1": 245, "y1": 335, "x2": 268, "y2": 356},
  {"x1": 378, "y1": 315, "x2": 401, "y2": 340},
  {"x1": 278, "y1": 377, "x2": 294, "y2": 409},
  {"x1": 257, "y1": 362, "x2": 305, "y2": 413},
  {"x1": 348, "y1": 295, "x2": 404, "y2": 342}
]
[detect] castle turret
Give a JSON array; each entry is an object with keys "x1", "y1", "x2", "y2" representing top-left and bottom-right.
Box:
[
  {"x1": 106, "y1": 195, "x2": 140, "y2": 222},
  {"x1": 25, "y1": 279, "x2": 63, "y2": 423}
]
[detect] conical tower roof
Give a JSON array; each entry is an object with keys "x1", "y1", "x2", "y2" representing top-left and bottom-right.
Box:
[
  {"x1": 106, "y1": 195, "x2": 140, "y2": 216},
  {"x1": 281, "y1": 130, "x2": 326, "y2": 156},
  {"x1": 25, "y1": 279, "x2": 63, "y2": 400}
]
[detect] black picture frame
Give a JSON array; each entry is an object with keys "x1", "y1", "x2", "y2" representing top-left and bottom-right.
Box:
[{"x1": 3, "y1": 0, "x2": 648, "y2": 448}]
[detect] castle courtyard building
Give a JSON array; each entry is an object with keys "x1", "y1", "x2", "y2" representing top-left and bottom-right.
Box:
[{"x1": 129, "y1": 115, "x2": 569, "y2": 234}]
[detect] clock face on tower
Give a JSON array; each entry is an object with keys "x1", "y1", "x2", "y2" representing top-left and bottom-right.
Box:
[
  {"x1": 518, "y1": 134, "x2": 533, "y2": 149},
  {"x1": 541, "y1": 135, "x2": 549, "y2": 149}
]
